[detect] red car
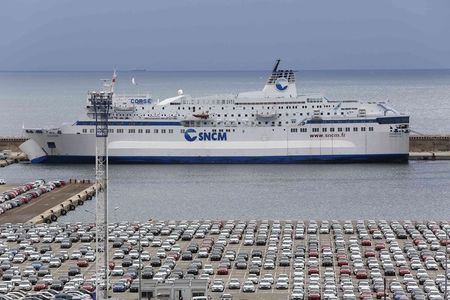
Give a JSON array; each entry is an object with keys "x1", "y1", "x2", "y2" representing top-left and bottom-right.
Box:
[
  {"x1": 81, "y1": 282, "x2": 95, "y2": 292},
  {"x1": 337, "y1": 259, "x2": 349, "y2": 266},
  {"x1": 360, "y1": 292, "x2": 373, "y2": 299},
  {"x1": 167, "y1": 252, "x2": 180, "y2": 260},
  {"x1": 77, "y1": 259, "x2": 89, "y2": 267},
  {"x1": 376, "y1": 291, "x2": 387, "y2": 299},
  {"x1": 217, "y1": 267, "x2": 228, "y2": 275},
  {"x1": 109, "y1": 261, "x2": 115, "y2": 270},
  {"x1": 440, "y1": 239, "x2": 450, "y2": 246},
  {"x1": 34, "y1": 281, "x2": 48, "y2": 291},
  {"x1": 413, "y1": 238, "x2": 424, "y2": 245},
  {"x1": 340, "y1": 267, "x2": 352, "y2": 275},
  {"x1": 375, "y1": 243, "x2": 385, "y2": 251},
  {"x1": 309, "y1": 251, "x2": 319, "y2": 258},
  {"x1": 308, "y1": 267, "x2": 319, "y2": 275},
  {"x1": 356, "y1": 270, "x2": 368, "y2": 279},
  {"x1": 399, "y1": 267, "x2": 411, "y2": 276},
  {"x1": 361, "y1": 239, "x2": 372, "y2": 246},
  {"x1": 364, "y1": 251, "x2": 375, "y2": 258},
  {"x1": 308, "y1": 292, "x2": 321, "y2": 300}
]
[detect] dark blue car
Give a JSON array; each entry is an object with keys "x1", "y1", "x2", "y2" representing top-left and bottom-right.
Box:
[{"x1": 112, "y1": 282, "x2": 127, "y2": 292}]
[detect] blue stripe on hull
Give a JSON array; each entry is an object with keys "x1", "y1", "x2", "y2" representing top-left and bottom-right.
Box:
[{"x1": 31, "y1": 154, "x2": 409, "y2": 164}]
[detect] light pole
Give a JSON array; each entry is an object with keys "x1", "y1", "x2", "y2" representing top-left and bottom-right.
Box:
[
  {"x1": 137, "y1": 225, "x2": 142, "y2": 300},
  {"x1": 113, "y1": 206, "x2": 120, "y2": 223},
  {"x1": 445, "y1": 229, "x2": 449, "y2": 300},
  {"x1": 384, "y1": 277, "x2": 389, "y2": 300}
]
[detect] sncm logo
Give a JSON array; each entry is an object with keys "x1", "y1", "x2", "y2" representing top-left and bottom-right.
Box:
[
  {"x1": 184, "y1": 128, "x2": 227, "y2": 142},
  {"x1": 275, "y1": 78, "x2": 289, "y2": 91}
]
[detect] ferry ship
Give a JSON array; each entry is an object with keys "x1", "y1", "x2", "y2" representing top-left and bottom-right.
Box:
[{"x1": 20, "y1": 61, "x2": 410, "y2": 163}]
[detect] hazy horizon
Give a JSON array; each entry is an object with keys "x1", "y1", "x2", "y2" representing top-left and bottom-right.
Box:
[{"x1": 1, "y1": 67, "x2": 450, "y2": 72}]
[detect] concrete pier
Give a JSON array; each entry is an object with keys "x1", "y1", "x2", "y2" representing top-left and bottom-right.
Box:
[{"x1": 0, "y1": 181, "x2": 96, "y2": 224}]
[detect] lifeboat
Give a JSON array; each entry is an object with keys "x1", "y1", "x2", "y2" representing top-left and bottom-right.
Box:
[
  {"x1": 255, "y1": 111, "x2": 277, "y2": 119},
  {"x1": 193, "y1": 112, "x2": 209, "y2": 119}
]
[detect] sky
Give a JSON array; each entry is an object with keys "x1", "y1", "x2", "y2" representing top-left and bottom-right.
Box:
[{"x1": 0, "y1": 0, "x2": 449, "y2": 71}]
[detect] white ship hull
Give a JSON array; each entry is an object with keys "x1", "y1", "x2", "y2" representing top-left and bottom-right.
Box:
[{"x1": 21, "y1": 121, "x2": 409, "y2": 163}]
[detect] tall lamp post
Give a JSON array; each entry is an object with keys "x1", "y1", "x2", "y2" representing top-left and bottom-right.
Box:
[
  {"x1": 138, "y1": 224, "x2": 142, "y2": 300},
  {"x1": 445, "y1": 228, "x2": 449, "y2": 300}
]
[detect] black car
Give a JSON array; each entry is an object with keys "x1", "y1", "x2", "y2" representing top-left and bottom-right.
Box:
[
  {"x1": 60, "y1": 239, "x2": 72, "y2": 249},
  {"x1": 2, "y1": 270, "x2": 13, "y2": 280},
  {"x1": 251, "y1": 250, "x2": 262, "y2": 258},
  {"x1": 129, "y1": 281, "x2": 139, "y2": 293},
  {"x1": 51, "y1": 280, "x2": 64, "y2": 291},
  {"x1": 80, "y1": 234, "x2": 93, "y2": 242},
  {"x1": 122, "y1": 257, "x2": 133, "y2": 267},
  {"x1": 181, "y1": 252, "x2": 193, "y2": 261},
  {"x1": 58, "y1": 275, "x2": 70, "y2": 284},
  {"x1": 40, "y1": 245, "x2": 52, "y2": 254},
  {"x1": 181, "y1": 233, "x2": 193, "y2": 241},
  {"x1": 26, "y1": 275, "x2": 37, "y2": 285},
  {"x1": 68, "y1": 266, "x2": 81, "y2": 276},
  {"x1": 384, "y1": 267, "x2": 395, "y2": 276},
  {"x1": 113, "y1": 239, "x2": 123, "y2": 248},
  {"x1": 186, "y1": 267, "x2": 198, "y2": 275},
  {"x1": 142, "y1": 269, "x2": 154, "y2": 279},
  {"x1": 279, "y1": 258, "x2": 290, "y2": 267},
  {"x1": 150, "y1": 258, "x2": 161, "y2": 267},
  {"x1": 210, "y1": 253, "x2": 222, "y2": 261}
]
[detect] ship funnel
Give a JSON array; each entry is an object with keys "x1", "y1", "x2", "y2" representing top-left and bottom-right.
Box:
[{"x1": 262, "y1": 60, "x2": 297, "y2": 98}]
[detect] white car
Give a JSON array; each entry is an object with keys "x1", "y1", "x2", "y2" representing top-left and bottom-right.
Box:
[
  {"x1": 49, "y1": 258, "x2": 62, "y2": 267},
  {"x1": 259, "y1": 279, "x2": 272, "y2": 289},
  {"x1": 203, "y1": 264, "x2": 214, "y2": 275},
  {"x1": 242, "y1": 280, "x2": 256, "y2": 292},
  {"x1": 276, "y1": 279, "x2": 289, "y2": 289},
  {"x1": 211, "y1": 280, "x2": 224, "y2": 292},
  {"x1": 227, "y1": 278, "x2": 241, "y2": 289},
  {"x1": 263, "y1": 273, "x2": 274, "y2": 284},
  {"x1": 12, "y1": 255, "x2": 26, "y2": 263},
  {"x1": 63, "y1": 282, "x2": 79, "y2": 291},
  {"x1": 0, "y1": 179, "x2": 5, "y2": 185},
  {"x1": 247, "y1": 274, "x2": 259, "y2": 284},
  {"x1": 0, "y1": 282, "x2": 13, "y2": 293},
  {"x1": 18, "y1": 281, "x2": 32, "y2": 291},
  {"x1": 111, "y1": 266, "x2": 124, "y2": 276}
]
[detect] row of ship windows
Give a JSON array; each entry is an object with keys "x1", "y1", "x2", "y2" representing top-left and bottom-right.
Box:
[
  {"x1": 177, "y1": 105, "x2": 330, "y2": 110},
  {"x1": 115, "y1": 111, "x2": 349, "y2": 118},
  {"x1": 121, "y1": 104, "x2": 333, "y2": 113},
  {"x1": 292, "y1": 127, "x2": 374, "y2": 133},
  {"x1": 80, "y1": 127, "x2": 374, "y2": 134},
  {"x1": 81, "y1": 128, "x2": 238, "y2": 134}
]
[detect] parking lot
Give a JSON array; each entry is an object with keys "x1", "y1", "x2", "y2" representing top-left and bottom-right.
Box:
[{"x1": 0, "y1": 219, "x2": 449, "y2": 299}]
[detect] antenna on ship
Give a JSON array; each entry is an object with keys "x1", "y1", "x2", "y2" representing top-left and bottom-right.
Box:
[
  {"x1": 111, "y1": 69, "x2": 117, "y2": 93},
  {"x1": 272, "y1": 59, "x2": 281, "y2": 72}
]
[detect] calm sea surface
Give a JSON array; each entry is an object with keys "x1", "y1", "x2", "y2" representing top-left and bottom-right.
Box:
[{"x1": 0, "y1": 70, "x2": 449, "y2": 222}]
